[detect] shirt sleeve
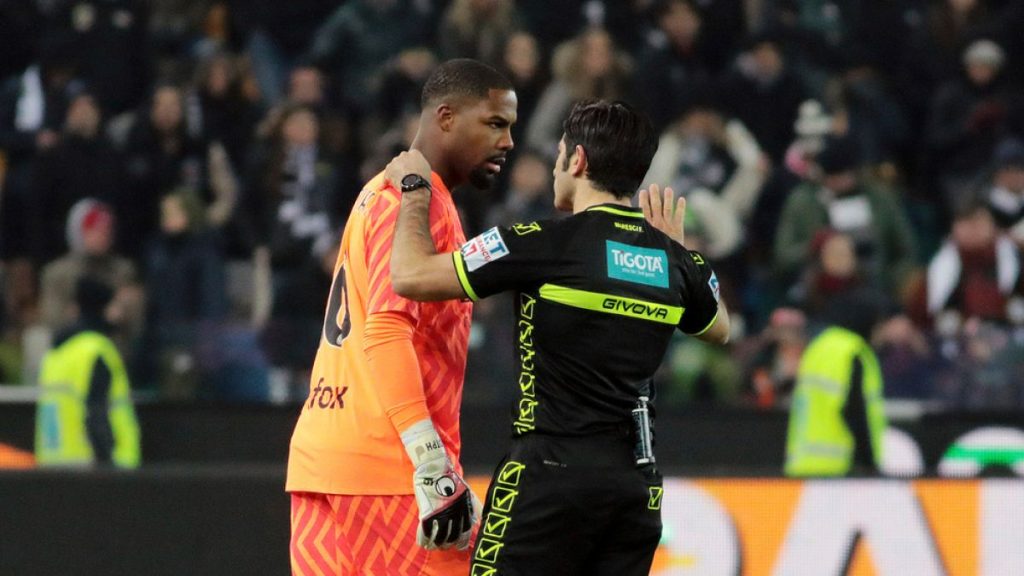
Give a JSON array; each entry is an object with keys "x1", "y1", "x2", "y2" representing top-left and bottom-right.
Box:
[
  {"x1": 364, "y1": 187, "x2": 420, "y2": 321},
  {"x1": 677, "y1": 249, "x2": 721, "y2": 335},
  {"x1": 453, "y1": 222, "x2": 559, "y2": 301}
]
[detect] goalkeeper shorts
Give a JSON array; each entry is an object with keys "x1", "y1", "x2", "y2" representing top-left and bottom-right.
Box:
[
  {"x1": 469, "y1": 433, "x2": 663, "y2": 576},
  {"x1": 289, "y1": 492, "x2": 472, "y2": 575}
]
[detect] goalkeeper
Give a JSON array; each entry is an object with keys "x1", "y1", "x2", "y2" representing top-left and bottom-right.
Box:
[
  {"x1": 285, "y1": 59, "x2": 517, "y2": 575},
  {"x1": 387, "y1": 100, "x2": 731, "y2": 575}
]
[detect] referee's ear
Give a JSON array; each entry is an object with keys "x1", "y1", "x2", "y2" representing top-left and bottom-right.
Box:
[{"x1": 571, "y1": 144, "x2": 588, "y2": 177}]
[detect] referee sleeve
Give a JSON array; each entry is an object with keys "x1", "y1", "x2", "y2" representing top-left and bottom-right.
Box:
[
  {"x1": 678, "y1": 250, "x2": 721, "y2": 335},
  {"x1": 456, "y1": 223, "x2": 558, "y2": 300}
]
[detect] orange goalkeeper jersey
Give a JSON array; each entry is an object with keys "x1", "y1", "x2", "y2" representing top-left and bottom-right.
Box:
[{"x1": 286, "y1": 172, "x2": 472, "y2": 495}]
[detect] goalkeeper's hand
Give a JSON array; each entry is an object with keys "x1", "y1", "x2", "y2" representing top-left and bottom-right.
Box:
[{"x1": 401, "y1": 419, "x2": 480, "y2": 550}]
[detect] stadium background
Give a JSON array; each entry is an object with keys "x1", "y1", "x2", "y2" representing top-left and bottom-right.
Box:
[{"x1": 1, "y1": 0, "x2": 1024, "y2": 574}]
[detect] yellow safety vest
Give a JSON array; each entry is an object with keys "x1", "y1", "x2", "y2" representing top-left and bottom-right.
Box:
[
  {"x1": 35, "y1": 331, "x2": 141, "y2": 468},
  {"x1": 785, "y1": 326, "x2": 886, "y2": 476}
]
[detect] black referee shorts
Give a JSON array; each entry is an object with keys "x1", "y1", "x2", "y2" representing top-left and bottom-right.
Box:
[{"x1": 469, "y1": 433, "x2": 663, "y2": 576}]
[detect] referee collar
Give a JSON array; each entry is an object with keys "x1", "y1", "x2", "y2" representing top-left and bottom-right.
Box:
[{"x1": 584, "y1": 204, "x2": 644, "y2": 218}]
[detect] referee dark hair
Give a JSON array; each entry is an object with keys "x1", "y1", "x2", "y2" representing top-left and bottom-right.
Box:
[{"x1": 387, "y1": 99, "x2": 730, "y2": 575}]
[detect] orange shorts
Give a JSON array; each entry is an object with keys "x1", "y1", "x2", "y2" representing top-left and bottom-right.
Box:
[{"x1": 290, "y1": 492, "x2": 472, "y2": 576}]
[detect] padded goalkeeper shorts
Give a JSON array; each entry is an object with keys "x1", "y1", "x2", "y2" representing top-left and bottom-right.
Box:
[{"x1": 469, "y1": 433, "x2": 663, "y2": 576}]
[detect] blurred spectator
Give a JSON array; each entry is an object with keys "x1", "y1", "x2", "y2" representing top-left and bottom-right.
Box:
[
  {"x1": 240, "y1": 0, "x2": 339, "y2": 106},
  {"x1": 873, "y1": 313, "x2": 935, "y2": 400},
  {"x1": 525, "y1": 27, "x2": 632, "y2": 158},
  {"x1": 260, "y1": 234, "x2": 337, "y2": 378},
  {"x1": 718, "y1": 34, "x2": 807, "y2": 163},
  {"x1": 737, "y1": 307, "x2": 807, "y2": 408},
  {"x1": 240, "y1": 104, "x2": 342, "y2": 299},
  {"x1": 42, "y1": 0, "x2": 151, "y2": 115},
  {"x1": 143, "y1": 189, "x2": 228, "y2": 398},
  {"x1": 924, "y1": 39, "x2": 1024, "y2": 213},
  {"x1": 186, "y1": 51, "x2": 263, "y2": 170},
  {"x1": 120, "y1": 84, "x2": 237, "y2": 260},
  {"x1": 783, "y1": 99, "x2": 834, "y2": 180},
  {"x1": 908, "y1": 198, "x2": 1024, "y2": 328},
  {"x1": 633, "y1": 0, "x2": 714, "y2": 130},
  {"x1": 642, "y1": 103, "x2": 767, "y2": 260},
  {"x1": 28, "y1": 92, "x2": 122, "y2": 265},
  {"x1": 791, "y1": 229, "x2": 862, "y2": 319},
  {"x1": 35, "y1": 276, "x2": 141, "y2": 468},
  {"x1": 904, "y1": 0, "x2": 996, "y2": 93},
  {"x1": 774, "y1": 137, "x2": 917, "y2": 299},
  {"x1": 748, "y1": 98, "x2": 836, "y2": 265},
  {"x1": 985, "y1": 137, "x2": 1024, "y2": 242},
  {"x1": 263, "y1": 64, "x2": 357, "y2": 168},
  {"x1": 38, "y1": 199, "x2": 143, "y2": 354},
  {"x1": 305, "y1": 0, "x2": 435, "y2": 116},
  {"x1": 828, "y1": 56, "x2": 911, "y2": 170},
  {"x1": 439, "y1": 0, "x2": 523, "y2": 64},
  {"x1": 933, "y1": 315, "x2": 1024, "y2": 408},
  {"x1": 0, "y1": 36, "x2": 82, "y2": 261},
  {"x1": 498, "y1": 32, "x2": 546, "y2": 153}
]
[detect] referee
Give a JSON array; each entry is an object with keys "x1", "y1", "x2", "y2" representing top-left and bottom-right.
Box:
[{"x1": 388, "y1": 100, "x2": 730, "y2": 575}]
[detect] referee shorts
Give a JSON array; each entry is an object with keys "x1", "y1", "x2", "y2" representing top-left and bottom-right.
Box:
[
  {"x1": 469, "y1": 433, "x2": 663, "y2": 576},
  {"x1": 289, "y1": 492, "x2": 472, "y2": 576}
]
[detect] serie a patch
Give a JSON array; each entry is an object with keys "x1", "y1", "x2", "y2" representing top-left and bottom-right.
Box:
[{"x1": 461, "y1": 227, "x2": 510, "y2": 271}]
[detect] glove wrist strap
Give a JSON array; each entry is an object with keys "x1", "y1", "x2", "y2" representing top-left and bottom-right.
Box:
[{"x1": 400, "y1": 419, "x2": 447, "y2": 467}]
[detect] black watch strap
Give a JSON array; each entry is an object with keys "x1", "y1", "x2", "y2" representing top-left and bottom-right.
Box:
[{"x1": 400, "y1": 174, "x2": 432, "y2": 193}]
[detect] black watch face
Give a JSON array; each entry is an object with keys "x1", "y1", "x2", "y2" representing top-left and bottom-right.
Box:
[{"x1": 402, "y1": 175, "x2": 428, "y2": 191}]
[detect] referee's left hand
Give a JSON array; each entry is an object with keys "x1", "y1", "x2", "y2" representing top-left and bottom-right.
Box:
[{"x1": 639, "y1": 184, "x2": 686, "y2": 245}]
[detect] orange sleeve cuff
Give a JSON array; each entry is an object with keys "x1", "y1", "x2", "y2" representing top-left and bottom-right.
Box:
[{"x1": 364, "y1": 311, "x2": 431, "y2": 433}]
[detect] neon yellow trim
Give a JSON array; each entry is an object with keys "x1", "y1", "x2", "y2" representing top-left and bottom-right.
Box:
[
  {"x1": 538, "y1": 284, "x2": 682, "y2": 324},
  {"x1": 452, "y1": 252, "x2": 480, "y2": 301},
  {"x1": 586, "y1": 206, "x2": 644, "y2": 218},
  {"x1": 690, "y1": 311, "x2": 719, "y2": 336}
]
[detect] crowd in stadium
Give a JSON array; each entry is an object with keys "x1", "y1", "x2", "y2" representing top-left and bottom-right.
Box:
[{"x1": 1, "y1": 0, "x2": 1023, "y2": 409}]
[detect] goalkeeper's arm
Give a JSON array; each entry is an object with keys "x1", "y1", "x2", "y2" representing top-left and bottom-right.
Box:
[{"x1": 364, "y1": 311, "x2": 478, "y2": 550}]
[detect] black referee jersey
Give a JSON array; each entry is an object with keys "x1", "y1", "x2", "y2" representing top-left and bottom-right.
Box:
[{"x1": 452, "y1": 203, "x2": 721, "y2": 438}]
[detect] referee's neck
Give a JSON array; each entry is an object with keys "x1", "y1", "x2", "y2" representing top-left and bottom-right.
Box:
[{"x1": 572, "y1": 183, "x2": 630, "y2": 214}]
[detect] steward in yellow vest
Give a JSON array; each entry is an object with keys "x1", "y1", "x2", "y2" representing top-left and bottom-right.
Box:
[
  {"x1": 785, "y1": 290, "x2": 889, "y2": 477},
  {"x1": 36, "y1": 278, "x2": 140, "y2": 468}
]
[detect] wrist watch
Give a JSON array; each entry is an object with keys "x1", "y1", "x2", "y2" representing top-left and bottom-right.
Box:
[{"x1": 400, "y1": 174, "x2": 432, "y2": 193}]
